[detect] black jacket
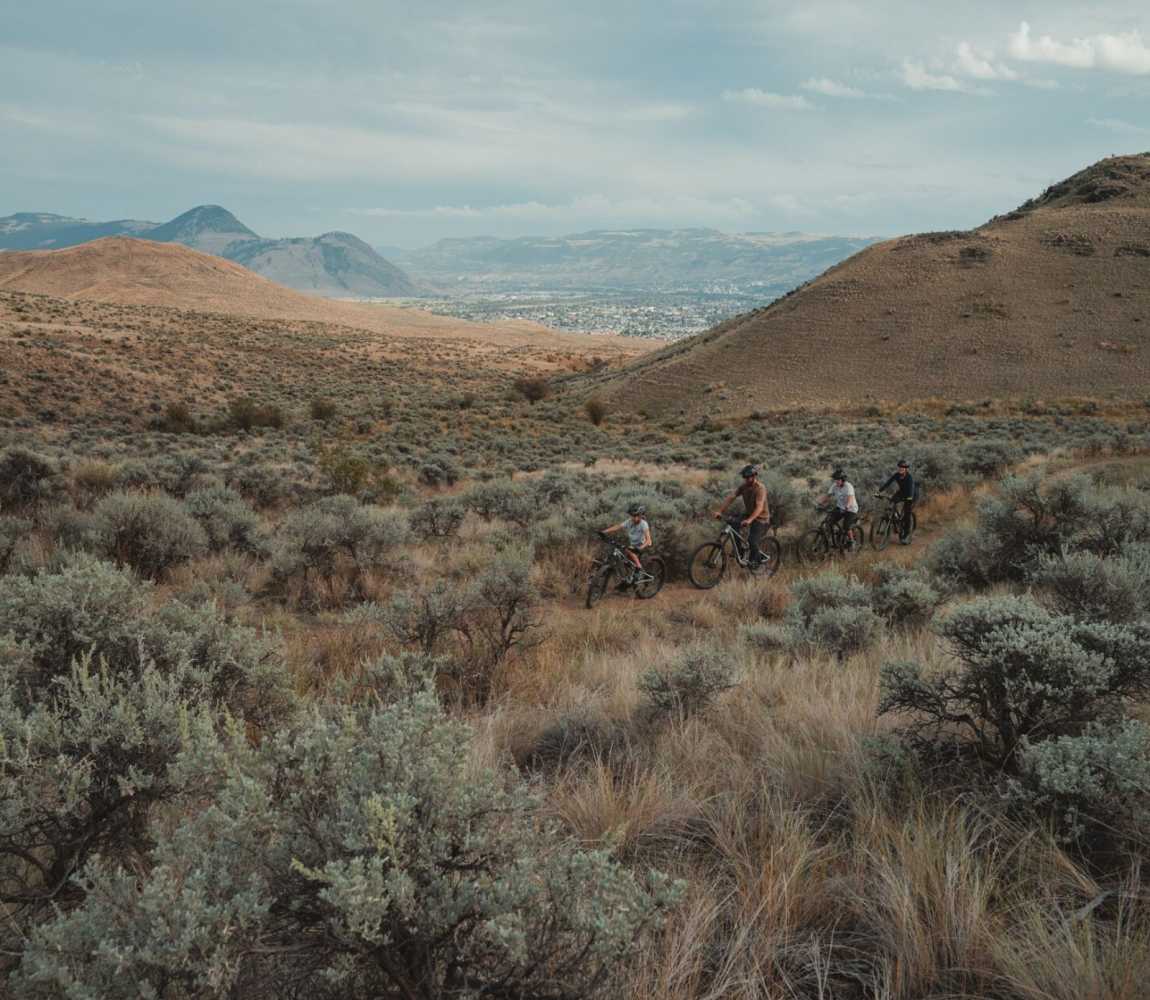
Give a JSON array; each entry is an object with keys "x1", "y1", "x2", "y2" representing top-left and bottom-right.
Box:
[{"x1": 880, "y1": 471, "x2": 916, "y2": 501}]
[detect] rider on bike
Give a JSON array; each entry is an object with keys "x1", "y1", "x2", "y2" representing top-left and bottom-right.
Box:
[
  {"x1": 818, "y1": 469, "x2": 859, "y2": 549},
  {"x1": 600, "y1": 503, "x2": 652, "y2": 587},
  {"x1": 715, "y1": 464, "x2": 771, "y2": 567},
  {"x1": 875, "y1": 459, "x2": 916, "y2": 544}
]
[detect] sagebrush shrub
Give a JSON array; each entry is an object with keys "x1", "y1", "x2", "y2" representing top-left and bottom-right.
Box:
[
  {"x1": 1007, "y1": 720, "x2": 1150, "y2": 845},
  {"x1": 870, "y1": 564, "x2": 942, "y2": 628},
  {"x1": 805, "y1": 603, "x2": 882, "y2": 657},
  {"x1": 410, "y1": 498, "x2": 467, "y2": 539},
  {"x1": 270, "y1": 496, "x2": 410, "y2": 605},
  {"x1": 880, "y1": 596, "x2": 1150, "y2": 771},
  {"x1": 0, "y1": 448, "x2": 62, "y2": 512},
  {"x1": 638, "y1": 644, "x2": 737, "y2": 721},
  {"x1": 15, "y1": 692, "x2": 680, "y2": 999},
  {"x1": 183, "y1": 485, "x2": 264, "y2": 554},
  {"x1": 1031, "y1": 548, "x2": 1149, "y2": 623},
  {"x1": 0, "y1": 517, "x2": 29, "y2": 574},
  {"x1": 91, "y1": 491, "x2": 208, "y2": 579}
]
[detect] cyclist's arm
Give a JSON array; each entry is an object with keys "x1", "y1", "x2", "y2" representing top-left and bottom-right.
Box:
[
  {"x1": 639, "y1": 524, "x2": 652, "y2": 549},
  {"x1": 601, "y1": 521, "x2": 626, "y2": 534},
  {"x1": 715, "y1": 491, "x2": 737, "y2": 515},
  {"x1": 879, "y1": 473, "x2": 896, "y2": 492}
]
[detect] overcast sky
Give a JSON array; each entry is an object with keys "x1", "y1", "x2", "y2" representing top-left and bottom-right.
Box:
[{"x1": 3, "y1": 1, "x2": 1149, "y2": 246}]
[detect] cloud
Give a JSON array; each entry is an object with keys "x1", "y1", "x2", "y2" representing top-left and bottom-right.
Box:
[
  {"x1": 1008, "y1": 22, "x2": 1150, "y2": 75},
  {"x1": 355, "y1": 193, "x2": 760, "y2": 225},
  {"x1": 954, "y1": 42, "x2": 1018, "y2": 80},
  {"x1": 1087, "y1": 116, "x2": 1149, "y2": 135},
  {"x1": 721, "y1": 88, "x2": 814, "y2": 110},
  {"x1": 801, "y1": 77, "x2": 865, "y2": 98},
  {"x1": 900, "y1": 60, "x2": 963, "y2": 92}
]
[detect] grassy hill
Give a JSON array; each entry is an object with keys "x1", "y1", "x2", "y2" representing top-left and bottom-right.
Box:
[{"x1": 580, "y1": 154, "x2": 1150, "y2": 416}]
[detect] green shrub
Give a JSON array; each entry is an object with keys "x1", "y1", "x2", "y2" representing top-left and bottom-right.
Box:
[
  {"x1": 15, "y1": 692, "x2": 680, "y2": 999},
  {"x1": 514, "y1": 375, "x2": 551, "y2": 403},
  {"x1": 419, "y1": 453, "x2": 462, "y2": 487},
  {"x1": 0, "y1": 516, "x2": 30, "y2": 574},
  {"x1": 925, "y1": 526, "x2": 993, "y2": 591},
  {"x1": 585, "y1": 397, "x2": 609, "y2": 425},
  {"x1": 154, "y1": 401, "x2": 197, "y2": 433},
  {"x1": 410, "y1": 498, "x2": 467, "y2": 539},
  {"x1": 805, "y1": 603, "x2": 882, "y2": 657},
  {"x1": 0, "y1": 448, "x2": 62, "y2": 512},
  {"x1": 309, "y1": 397, "x2": 338, "y2": 421},
  {"x1": 638, "y1": 644, "x2": 737, "y2": 721},
  {"x1": 0, "y1": 554, "x2": 292, "y2": 725},
  {"x1": 1031, "y1": 548, "x2": 1149, "y2": 623},
  {"x1": 870, "y1": 564, "x2": 942, "y2": 628},
  {"x1": 1007, "y1": 720, "x2": 1150, "y2": 846},
  {"x1": 0, "y1": 658, "x2": 224, "y2": 947},
  {"x1": 880, "y1": 596, "x2": 1150, "y2": 771},
  {"x1": 270, "y1": 496, "x2": 410, "y2": 606},
  {"x1": 227, "y1": 396, "x2": 284, "y2": 431},
  {"x1": 90, "y1": 491, "x2": 208, "y2": 579},
  {"x1": 183, "y1": 485, "x2": 264, "y2": 554}
]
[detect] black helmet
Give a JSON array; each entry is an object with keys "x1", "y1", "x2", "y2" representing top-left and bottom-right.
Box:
[
  {"x1": 740, "y1": 464, "x2": 759, "y2": 478},
  {"x1": 897, "y1": 459, "x2": 909, "y2": 469},
  {"x1": 627, "y1": 503, "x2": 646, "y2": 516},
  {"x1": 832, "y1": 468, "x2": 846, "y2": 480}
]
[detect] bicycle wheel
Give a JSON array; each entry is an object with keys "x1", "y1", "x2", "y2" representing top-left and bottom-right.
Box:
[
  {"x1": 585, "y1": 565, "x2": 612, "y2": 608},
  {"x1": 748, "y1": 536, "x2": 782, "y2": 577},
  {"x1": 688, "y1": 542, "x2": 727, "y2": 589},
  {"x1": 870, "y1": 514, "x2": 893, "y2": 551},
  {"x1": 634, "y1": 556, "x2": 666, "y2": 599},
  {"x1": 801, "y1": 528, "x2": 830, "y2": 562}
]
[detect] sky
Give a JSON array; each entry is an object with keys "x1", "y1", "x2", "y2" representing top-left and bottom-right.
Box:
[{"x1": 3, "y1": 1, "x2": 1150, "y2": 247}]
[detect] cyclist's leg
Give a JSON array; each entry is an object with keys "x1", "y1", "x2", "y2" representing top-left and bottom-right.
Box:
[
  {"x1": 842, "y1": 511, "x2": 859, "y2": 548},
  {"x1": 747, "y1": 521, "x2": 765, "y2": 564},
  {"x1": 899, "y1": 500, "x2": 914, "y2": 541},
  {"x1": 827, "y1": 508, "x2": 844, "y2": 541}
]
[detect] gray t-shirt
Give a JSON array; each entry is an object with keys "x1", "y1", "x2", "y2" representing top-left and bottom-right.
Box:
[{"x1": 626, "y1": 518, "x2": 650, "y2": 547}]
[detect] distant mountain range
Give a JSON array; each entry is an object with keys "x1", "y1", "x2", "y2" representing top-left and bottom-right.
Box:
[
  {"x1": 388, "y1": 228, "x2": 881, "y2": 295},
  {"x1": 0, "y1": 206, "x2": 418, "y2": 298}
]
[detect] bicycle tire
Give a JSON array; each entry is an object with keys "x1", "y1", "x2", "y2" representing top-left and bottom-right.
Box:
[
  {"x1": 634, "y1": 556, "x2": 666, "y2": 599},
  {"x1": 801, "y1": 528, "x2": 830, "y2": 562},
  {"x1": 748, "y1": 536, "x2": 782, "y2": 577},
  {"x1": 871, "y1": 514, "x2": 893, "y2": 551},
  {"x1": 688, "y1": 542, "x2": 727, "y2": 589},
  {"x1": 585, "y1": 565, "x2": 612, "y2": 608}
]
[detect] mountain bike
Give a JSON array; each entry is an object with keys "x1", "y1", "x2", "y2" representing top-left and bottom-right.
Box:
[
  {"x1": 688, "y1": 516, "x2": 782, "y2": 589},
  {"x1": 800, "y1": 506, "x2": 865, "y2": 562},
  {"x1": 585, "y1": 532, "x2": 665, "y2": 608},
  {"x1": 869, "y1": 494, "x2": 917, "y2": 550}
]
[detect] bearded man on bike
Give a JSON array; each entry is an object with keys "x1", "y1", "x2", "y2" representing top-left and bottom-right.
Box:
[
  {"x1": 715, "y1": 464, "x2": 771, "y2": 567},
  {"x1": 875, "y1": 459, "x2": 916, "y2": 544},
  {"x1": 818, "y1": 468, "x2": 859, "y2": 549}
]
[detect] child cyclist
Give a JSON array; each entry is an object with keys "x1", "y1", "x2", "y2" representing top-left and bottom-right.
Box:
[{"x1": 600, "y1": 503, "x2": 652, "y2": 586}]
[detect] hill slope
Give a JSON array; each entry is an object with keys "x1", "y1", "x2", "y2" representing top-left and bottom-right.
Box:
[
  {"x1": 226, "y1": 231, "x2": 418, "y2": 297},
  {"x1": 581, "y1": 155, "x2": 1150, "y2": 416},
  {"x1": 0, "y1": 237, "x2": 648, "y2": 354}
]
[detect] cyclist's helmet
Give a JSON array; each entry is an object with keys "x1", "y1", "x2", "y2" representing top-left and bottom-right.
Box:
[
  {"x1": 897, "y1": 459, "x2": 910, "y2": 469},
  {"x1": 832, "y1": 468, "x2": 846, "y2": 481},
  {"x1": 627, "y1": 503, "x2": 646, "y2": 516},
  {"x1": 740, "y1": 464, "x2": 759, "y2": 478}
]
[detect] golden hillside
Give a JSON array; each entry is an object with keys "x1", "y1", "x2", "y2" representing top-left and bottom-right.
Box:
[{"x1": 582, "y1": 155, "x2": 1150, "y2": 417}]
